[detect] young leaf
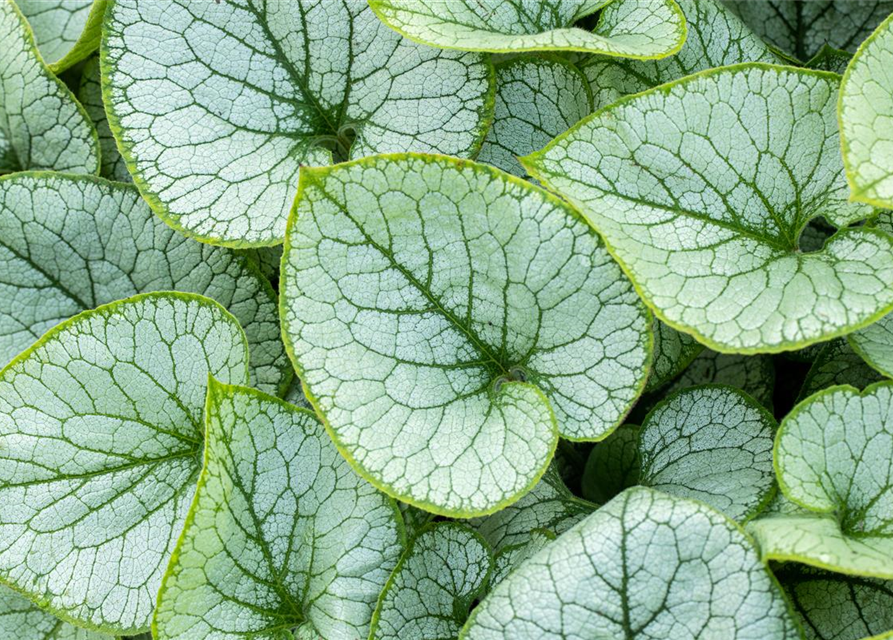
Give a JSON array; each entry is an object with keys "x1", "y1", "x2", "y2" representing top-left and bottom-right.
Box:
[
  {"x1": 768, "y1": 383, "x2": 893, "y2": 577},
  {"x1": 468, "y1": 465, "x2": 594, "y2": 552},
  {"x1": 639, "y1": 385, "x2": 776, "y2": 520},
  {"x1": 369, "y1": 523, "x2": 491, "y2": 640},
  {"x1": 101, "y1": 0, "x2": 494, "y2": 247},
  {"x1": 577, "y1": 0, "x2": 779, "y2": 111},
  {"x1": 77, "y1": 57, "x2": 130, "y2": 183},
  {"x1": 15, "y1": 0, "x2": 105, "y2": 73},
  {"x1": 748, "y1": 493, "x2": 893, "y2": 580},
  {"x1": 806, "y1": 45, "x2": 852, "y2": 74},
  {"x1": 280, "y1": 153, "x2": 651, "y2": 516},
  {"x1": 798, "y1": 339, "x2": 883, "y2": 401},
  {"x1": 0, "y1": 292, "x2": 249, "y2": 633},
  {"x1": 368, "y1": 0, "x2": 687, "y2": 57},
  {"x1": 461, "y1": 486, "x2": 800, "y2": 639},
  {"x1": 839, "y1": 13, "x2": 893, "y2": 209},
  {"x1": 524, "y1": 64, "x2": 893, "y2": 353},
  {"x1": 154, "y1": 382, "x2": 404, "y2": 640},
  {"x1": 476, "y1": 56, "x2": 592, "y2": 178},
  {"x1": 645, "y1": 317, "x2": 703, "y2": 392},
  {"x1": 0, "y1": 173, "x2": 291, "y2": 395},
  {"x1": 723, "y1": 0, "x2": 893, "y2": 59},
  {"x1": 0, "y1": 585, "x2": 113, "y2": 639},
  {"x1": 775, "y1": 564, "x2": 893, "y2": 640},
  {"x1": 0, "y1": 0, "x2": 99, "y2": 174},
  {"x1": 661, "y1": 349, "x2": 775, "y2": 409},
  {"x1": 488, "y1": 529, "x2": 554, "y2": 589}
]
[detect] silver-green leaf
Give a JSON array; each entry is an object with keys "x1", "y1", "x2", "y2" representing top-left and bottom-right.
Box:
[{"x1": 15, "y1": 0, "x2": 105, "y2": 72}]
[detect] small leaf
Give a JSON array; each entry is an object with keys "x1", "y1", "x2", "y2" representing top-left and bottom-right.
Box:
[
  {"x1": 0, "y1": 173, "x2": 290, "y2": 394},
  {"x1": 488, "y1": 529, "x2": 554, "y2": 588},
  {"x1": 798, "y1": 339, "x2": 883, "y2": 401},
  {"x1": 850, "y1": 315, "x2": 893, "y2": 380},
  {"x1": 524, "y1": 63, "x2": 893, "y2": 353},
  {"x1": 0, "y1": 292, "x2": 249, "y2": 633},
  {"x1": 805, "y1": 44, "x2": 852, "y2": 74},
  {"x1": 577, "y1": 0, "x2": 779, "y2": 112},
  {"x1": 154, "y1": 382, "x2": 404, "y2": 640},
  {"x1": 102, "y1": 0, "x2": 494, "y2": 246},
  {"x1": 76, "y1": 57, "x2": 130, "y2": 183},
  {"x1": 461, "y1": 486, "x2": 800, "y2": 639},
  {"x1": 476, "y1": 56, "x2": 592, "y2": 178},
  {"x1": 645, "y1": 317, "x2": 703, "y2": 392},
  {"x1": 0, "y1": 585, "x2": 112, "y2": 639},
  {"x1": 723, "y1": 0, "x2": 893, "y2": 59},
  {"x1": 661, "y1": 349, "x2": 775, "y2": 409},
  {"x1": 280, "y1": 153, "x2": 651, "y2": 516},
  {"x1": 369, "y1": 523, "x2": 491, "y2": 640},
  {"x1": 368, "y1": 0, "x2": 687, "y2": 57},
  {"x1": 468, "y1": 465, "x2": 594, "y2": 552},
  {"x1": 839, "y1": 13, "x2": 893, "y2": 209},
  {"x1": 15, "y1": 0, "x2": 105, "y2": 73},
  {"x1": 775, "y1": 564, "x2": 893, "y2": 640},
  {"x1": 0, "y1": 0, "x2": 99, "y2": 174},
  {"x1": 581, "y1": 424, "x2": 640, "y2": 503}
]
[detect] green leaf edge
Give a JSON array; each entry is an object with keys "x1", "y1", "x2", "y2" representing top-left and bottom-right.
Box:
[
  {"x1": 280, "y1": 151, "x2": 654, "y2": 515},
  {"x1": 765, "y1": 380, "x2": 893, "y2": 580},
  {"x1": 0, "y1": 169, "x2": 295, "y2": 395},
  {"x1": 99, "y1": 0, "x2": 498, "y2": 249},
  {"x1": 45, "y1": 0, "x2": 107, "y2": 74},
  {"x1": 0, "y1": 290, "x2": 249, "y2": 636},
  {"x1": 367, "y1": 521, "x2": 491, "y2": 640},
  {"x1": 847, "y1": 331, "x2": 893, "y2": 380},
  {"x1": 151, "y1": 378, "x2": 408, "y2": 638},
  {"x1": 638, "y1": 383, "x2": 779, "y2": 523},
  {"x1": 457, "y1": 485, "x2": 806, "y2": 640},
  {"x1": 521, "y1": 61, "x2": 893, "y2": 356},
  {"x1": 6, "y1": 0, "x2": 100, "y2": 176},
  {"x1": 366, "y1": 0, "x2": 688, "y2": 58},
  {"x1": 838, "y1": 11, "x2": 893, "y2": 210}
]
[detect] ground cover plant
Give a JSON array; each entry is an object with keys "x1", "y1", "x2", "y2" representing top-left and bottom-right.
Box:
[{"x1": 2, "y1": 0, "x2": 893, "y2": 638}]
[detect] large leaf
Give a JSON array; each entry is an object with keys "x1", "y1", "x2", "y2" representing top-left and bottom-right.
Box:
[
  {"x1": 639, "y1": 385, "x2": 776, "y2": 520},
  {"x1": 280, "y1": 153, "x2": 651, "y2": 516},
  {"x1": 776, "y1": 564, "x2": 893, "y2": 640},
  {"x1": 368, "y1": 0, "x2": 687, "y2": 57},
  {"x1": 767, "y1": 382, "x2": 893, "y2": 578},
  {"x1": 77, "y1": 57, "x2": 130, "y2": 183},
  {"x1": 723, "y1": 0, "x2": 893, "y2": 60},
  {"x1": 476, "y1": 56, "x2": 592, "y2": 178},
  {"x1": 0, "y1": 173, "x2": 290, "y2": 395},
  {"x1": 0, "y1": 292, "x2": 249, "y2": 634},
  {"x1": 524, "y1": 63, "x2": 893, "y2": 353},
  {"x1": 798, "y1": 339, "x2": 883, "y2": 401},
  {"x1": 101, "y1": 0, "x2": 494, "y2": 247},
  {"x1": 0, "y1": 0, "x2": 99, "y2": 174},
  {"x1": 15, "y1": 0, "x2": 105, "y2": 72},
  {"x1": 468, "y1": 465, "x2": 594, "y2": 552},
  {"x1": 460, "y1": 486, "x2": 800, "y2": 639},
  {"x1": 0, "y1": 585, "x2": 112, "y2": 639},
  {"x1": 154, "y1": 382, "x2": 404, "y2": 640},
  {"x1": 839, "y1": 13, "x2": 893, "y2": 209},
  {"x1": 577, "y1": 0, "x2": 779, "y2": 112},
  {"x1": 369, "y1": 523, "x2": 491, "y2": 640}
]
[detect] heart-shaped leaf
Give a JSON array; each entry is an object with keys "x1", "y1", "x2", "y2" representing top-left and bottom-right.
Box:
[
  {"x1": 101, "y1": 0, "x2": 494, "y2": 246},
  {"x1": 280, "y1": 153, "x2": 651, "y2": 516},
  {"x1": 839, "y1": 13, "x2": 893, "y2": 209},
  {"x1": 524, "y1": 64, "x2": 893, "y2": 353},
  {"x1": 461, "y1": 486, "x2": 800, "y2": 639},
  {"x1": 368, "y1": 0, "x2": 687, "y2": 57},
  {"x1": 0, "y1": 0, "x2": 98, "y2": 174},
  {"x1": 15, "y1": 0, "x2": 105, "y2": 73},
  {"x1": 369, "y1": 523, "x2": 491, "y2": 640},
  {"x1": 154, "y1": 381, "x2": 404, "y2": 640},
  {"x1": 0, "y1": 173, "x2": 290, "y2": 394},
  {"x1": 0, "y1": 292, "x2": 249, "y2": 634}
]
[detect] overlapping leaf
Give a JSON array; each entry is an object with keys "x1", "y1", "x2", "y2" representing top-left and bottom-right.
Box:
[
  {"x1": 77, "y1": 57, "x2": 130, "y2": 183},
  {"x1": 0, "y1": 293, "x2": 249, "y2": 633},
  {"x1": 101, "y1": 0, "x2": 494, "y2": 246},
  {"x1": 0, "y1": 0, "x2": 98, "y2": 174},
  {"x1": 15, "y1": 0, "x2": 105, "y2": 72},
  {"x1": 154, "y1": 382, "x2": 404, "y2": 640},
  {"x1": 0, "y1": 586, "x2": 112, "y2": 639},
  {"x1": 461, "y1": 487, "x2": 800, "y2": 639},
  {"x1": 368, "y1": 0, "x2": 686, "y2": 57},
  {"x1": 524, "y1": 64, "x2": 893, "y2": 353},
  {"x1": 0, "y1": 173, "x2": 290, "y2": 394},
  {"x1": 280, "y1": 153, "x2": 651, "y2": 515},
  {"x1": 799, "y1": 339, "x2": 883, "y2": 401}
]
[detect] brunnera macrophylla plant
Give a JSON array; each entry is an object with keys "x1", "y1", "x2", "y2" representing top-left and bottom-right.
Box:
[{"x1": 3, "y1": 0, "x2": 893, "y2": 639}]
